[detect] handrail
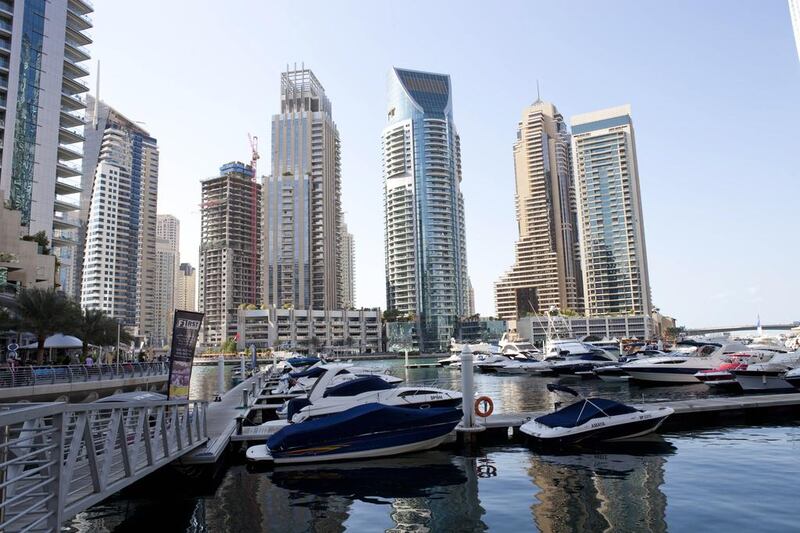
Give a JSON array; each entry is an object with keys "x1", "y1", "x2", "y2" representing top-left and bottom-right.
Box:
[
  {"x1": 0, "y1": 362, "x2": 169, "y2": 389},
  {"x1": 0, "y1": 399, "x2": 208, "y2": 530}
]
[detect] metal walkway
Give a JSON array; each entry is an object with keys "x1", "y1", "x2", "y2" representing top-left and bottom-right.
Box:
[
  {"x1": 0, "y1": 363, "x2": 169, "y2": 402},
  {"x1": 0, "y1": 399, "x2": 207, "y2": 532}
]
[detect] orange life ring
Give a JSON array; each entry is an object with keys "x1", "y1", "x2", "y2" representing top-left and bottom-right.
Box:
[{"x1": 474, "y1": 396, "x2": 494, "y2": 418}]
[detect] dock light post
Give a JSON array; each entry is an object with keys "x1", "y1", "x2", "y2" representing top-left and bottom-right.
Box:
[
  {"x1": 461, "y1": 344, "x2": 474, "y2": 429},
  {"x1": 215, "y1": 354, "x2": 224, "y2": 401},
  {"x1": 240, "y1": 353, "x2": 246, "y2": 378}
]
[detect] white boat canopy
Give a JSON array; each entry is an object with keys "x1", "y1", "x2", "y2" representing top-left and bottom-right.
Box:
[{"x1": 20, "y1": 334, "x2": 84, "y2": 349}]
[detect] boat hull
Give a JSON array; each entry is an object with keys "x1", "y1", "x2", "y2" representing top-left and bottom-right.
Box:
[
  {"x1": 624, "y1": 368, "x2": 704, "y2": 384},
  {"x1": 250, "y1": 429, "x2": 455, "y2": 464}
]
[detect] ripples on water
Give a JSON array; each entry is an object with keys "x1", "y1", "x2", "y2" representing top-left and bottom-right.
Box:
[{"x1": 68, "y1": 359, "x2": 800, "y2": 532}]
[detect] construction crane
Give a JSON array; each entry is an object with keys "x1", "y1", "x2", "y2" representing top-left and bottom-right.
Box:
[{"x1": 248, "y1": 134, "x2": 260, "y2": 305}]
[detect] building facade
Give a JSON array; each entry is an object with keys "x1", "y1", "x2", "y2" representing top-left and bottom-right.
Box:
[
  {"x1": 340, "y1": 221, "x2": 355, "y2": 308},
  {"x1": 263, "y1": 67, "x2": 342, "y2": 311},
  {"x1": 0, "y1": 0, "x2": 93, "y2": 296},
  {"x1": 80, "y1": 101, "x2": 159, "y2": 341},
  {"x1": 0, "y1": 203, "x2": 57, "y2": 290},
  {"x1": 383, "y1": 67, "x2": 470, "y2": 352},
  {"x1": 235, "y1": 306, "x2": 381, "y2": 354},
  {"x1": 571, "y1": 105, "x2": 651, "y2": 316},
  {"x1": 791, "y1": 0, "x2": 800, "y2": 61},
  {"x1": 198, "y1": 162, "x2": 261, "y2": 348},
  {"x1": 516, "y1": 314, "x2": 655, "y2": 344},
  {"x1": 175, "y1": 262, "x2": 196, "y2": 312},
  {"x1": 153, "y1": 214, "x2": 179, "y2": 347},
  {"x1": 495, "y1": 100, "x2": 583, "y2": 320}
]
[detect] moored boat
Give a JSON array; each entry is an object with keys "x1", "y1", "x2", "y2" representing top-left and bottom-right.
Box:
[
  {"x1": 519, "y1": 384, "x2": 673, "y2": 445},
  {"x1": 246, "y1": 403, "x2": 462, "y2": 464}
]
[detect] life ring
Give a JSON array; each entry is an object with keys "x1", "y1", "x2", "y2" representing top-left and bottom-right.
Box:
[{"x1": 474, "y1": 396, "x2": 494, "y2": 418}]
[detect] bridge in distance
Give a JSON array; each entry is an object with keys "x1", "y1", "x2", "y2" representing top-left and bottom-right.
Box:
[{"x1": 683, "y1": 323, "x2": 798, "y2": 335}]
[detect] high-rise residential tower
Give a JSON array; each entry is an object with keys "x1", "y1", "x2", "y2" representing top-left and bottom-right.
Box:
[
  {"x1": 571, "y1": 105, "x2": 651, "y2": 316},
  {"x1": 175, "y1": 262, "x2": 196, "y2": 312},
  {"x1": 340, "y1": 221, "x2": 355, "y2": 308},
  {"x1": 495, "y1": 100, "x2": 583, "y2": 320},
  {"x1": 199, "y1": 162, "x2": 261, "y2": 347},
  {"x1": 154, "y1": 214, "x2": 179, "y2": 347},
  {"x1": 263, "y1": 66, "x2": 342, "y2": 311},
  {"x1": 0, "y1": 0, "x2": 93, "y2": 296},
  {"x1": 80, "y1": 101, "x2": 159, "y2": 340},
  {"x1": 383, "y1": 67, "x2": 470, "y2": 351}
]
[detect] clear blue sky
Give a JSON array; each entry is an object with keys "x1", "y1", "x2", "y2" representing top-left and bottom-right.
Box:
[{"x1": 89, "y1": 0, "x2": 799, "y2": 328}]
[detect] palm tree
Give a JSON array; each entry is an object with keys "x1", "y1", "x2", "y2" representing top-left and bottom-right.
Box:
[
  {"x1": 15, "y1": 288, "x2": 80, "y2": 364},
  {"x1": 76, "y1": 308, "x2": 129, "y2": 357}
]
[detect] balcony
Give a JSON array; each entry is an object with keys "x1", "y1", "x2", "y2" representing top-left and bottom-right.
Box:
[
  {"x1": 59, "y1": 126, "x2": 84, "y2": 145},
  {"x1": 68, "y1": 0, "x2": 94, "y2": 16},
  {"x1": 64, "y1": 40, "x2": 90, "y2": 63},
  {"x1": 55, "y1": 178, "x2": 81, "y2": 195},
  {"x1": 66, "y1": 7, "x2": 92, "y2": 31},
  {"x1": 58, "y1": 144, "x2": 82, "y2": 161},
  {"x1": 63, "y1": 58, "x2": 90, "y2": 79},
  {"x1": 65, "y1": 26, "x2": 92, "y2": 47},
  {"x1": 60, "y1": 109, "x2": 85, "y2": 129},
  {"x1": 53, "y1": 212, "x2": 82, "y2": 229},
  {"x1": 61, "y1": 92, "x2": 85, "y2": 112},
  {"x1": 54, "y1": 195, "x2": 80, "y2": 212},
  {"x1": 63, "y1": 76, "x2": 89, "y2": 95}
]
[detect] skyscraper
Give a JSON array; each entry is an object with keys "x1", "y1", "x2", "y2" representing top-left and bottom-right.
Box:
[
  {"x1": 80, "y1": 100, "x2": 159, "y2": 340},
  {"x1": 383, "y1": 67, "x2": 470, "y2": 351},
  {"x1": 495, "y1": 100, "x2": 583, "y2": 320},
  {"x1": 199, "y1": 162, "x2": 261, "y2": 347},
  {"x1": 175, "y1": 262, "x2": 196, "y2": 312},
  {"x1": 340, "y1": 221, "x2": 355, "y2": 308},
  {"x1": 0, "y1": 0, "x2": 93, "y2": 296},
  {"x1": 154, "y1": 214, "x2": 179, "y2": 347},
  {"x1": 263, "y1": 66, "x2": 342, "y2": 310},
  {"x1": 571, "y1": 105, "x2": 651, "y2": 316}
]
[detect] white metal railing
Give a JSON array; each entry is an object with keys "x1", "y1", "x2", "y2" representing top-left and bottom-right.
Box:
[
  {"x1": 0, "y1": 363, "x2": 168, "y2": 389},
  {"x1": 0, "y1": 400, "x2": 208, "y2": 531}
]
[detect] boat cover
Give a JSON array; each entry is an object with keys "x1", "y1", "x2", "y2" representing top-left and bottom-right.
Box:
[
  {"x1": 289, "y1": 366, "x2": 325, "y2": 379},
  {"x1": 286, "y1": 397, "x2": 312, "y2": 420},
  {"x1": 535, "y1": 398, "x2": 639, "y2": 429},
  {"x1": 322, "y1": 375, "x2": 393, "y2": 398},
  {"x1": 267, "y1": 403, "x2": 461, "y2": 452},
  {"x1": 287, "y1": 357, "x2": 320, "y2": 367}
]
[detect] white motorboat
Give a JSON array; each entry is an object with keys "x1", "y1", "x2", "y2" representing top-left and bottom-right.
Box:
[
  {"x1": 437, "y1": 340, "x2": 497, "y2": 366},
  {"x1": 593, "y1": 350, "x2": 670, "y2": 382},
  {"x1": 271, "y1": 363, "x2": 401, "y2": 395},
  {"x1": 267, "y1": 364, "x2": 460, "y2": 435},
  {"x1": 620, "y1": 341, "x2": 750, "y2": 384},
  {"x1": 519, "y1": 384, "x2": 673, "y2": 444},
  {"x1": 694, "y1": 350, "x2": 777, "y2": 389},
  {"x1": 731, "y1": 351, "x2": 800, "y2": 393}
]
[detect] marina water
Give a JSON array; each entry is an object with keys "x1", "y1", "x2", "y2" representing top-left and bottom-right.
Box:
[{"x1": 66, "y1": 359, "x2": 800, "y2": 532}]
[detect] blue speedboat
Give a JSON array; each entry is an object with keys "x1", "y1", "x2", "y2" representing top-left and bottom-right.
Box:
[{"x1": 246, "y1": 403, "x2": 462, "y2": 464}]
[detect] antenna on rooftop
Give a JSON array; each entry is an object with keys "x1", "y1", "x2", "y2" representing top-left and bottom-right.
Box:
[{"x1": 536, "y1": 80, "x2": 541, "y2": 103}]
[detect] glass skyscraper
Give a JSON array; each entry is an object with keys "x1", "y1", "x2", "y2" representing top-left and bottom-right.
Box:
[
  {"x1": 263, "y1": 67, "x2": 342, "y2": 311},
  {"x1": 571, "y1": 105, "x2": 651, "y2": 316},
  {"x1": 383, "y1": 67, "x2": 469, "y2": 351}
]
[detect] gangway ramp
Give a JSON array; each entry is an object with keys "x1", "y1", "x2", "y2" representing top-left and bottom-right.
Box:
[{"x1": 0, "y1": 399, "x2": 207, "y2": 531}]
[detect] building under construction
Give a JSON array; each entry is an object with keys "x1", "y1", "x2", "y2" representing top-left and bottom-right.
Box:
[{"x1": 198, "y1": 162, "x2": 261, "y2": 348}]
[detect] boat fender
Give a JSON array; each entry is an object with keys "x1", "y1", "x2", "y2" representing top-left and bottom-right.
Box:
[{"x1": 474, "y1": 396, "x2": 494, "y2": 418}]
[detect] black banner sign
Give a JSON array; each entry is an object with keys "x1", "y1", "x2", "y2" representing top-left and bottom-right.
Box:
[{"x1": 167, "y1": 310, "x2": 204, "y2": 400}]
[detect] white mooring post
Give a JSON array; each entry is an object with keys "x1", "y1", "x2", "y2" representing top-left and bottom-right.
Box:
[
  {"x1": 461, "y1": 344, "x2": 474, "y2": 429},
  {"x1": 215, "y1": 354, "x2": 225, "y2": 401},
  {"x1": 404, "y1": 349, "x2": 409, "y2": 367},
  {"x1": 240, "y1": 354, "x2": 246, "y2": 378}
]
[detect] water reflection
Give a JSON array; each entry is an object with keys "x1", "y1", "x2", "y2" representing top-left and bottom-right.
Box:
[{"x1": 529, "y1": 440, "x2": 674, "y2": 533}]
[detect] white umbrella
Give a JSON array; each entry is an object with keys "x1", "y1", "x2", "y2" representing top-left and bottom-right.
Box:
[{"x1": 19, "y1": 334, "x2": 84, "y2": 349}]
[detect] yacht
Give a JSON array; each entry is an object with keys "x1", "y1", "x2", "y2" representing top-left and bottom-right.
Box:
[
  {"x1": 437, "y1": 339, "x2": 496, "y2": 366},
  {"x1": 785, "y1": 367, "x2": 800, "y2": 390},
  {"x1": 694, "y1": 350, "x2": 777, "y2": 389},
  {"x1": 593, "y1": 350, "x2": 670, "y2": 382},
  {"x1": 272, "y1": 363, "x2": 401, "y2": 395},
  {"x1": 731, "y1": 351, "x2": 800, "y2": 393},
  {"x1": 620, "y1": 341, "x2": 750, "y2": 384}
]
